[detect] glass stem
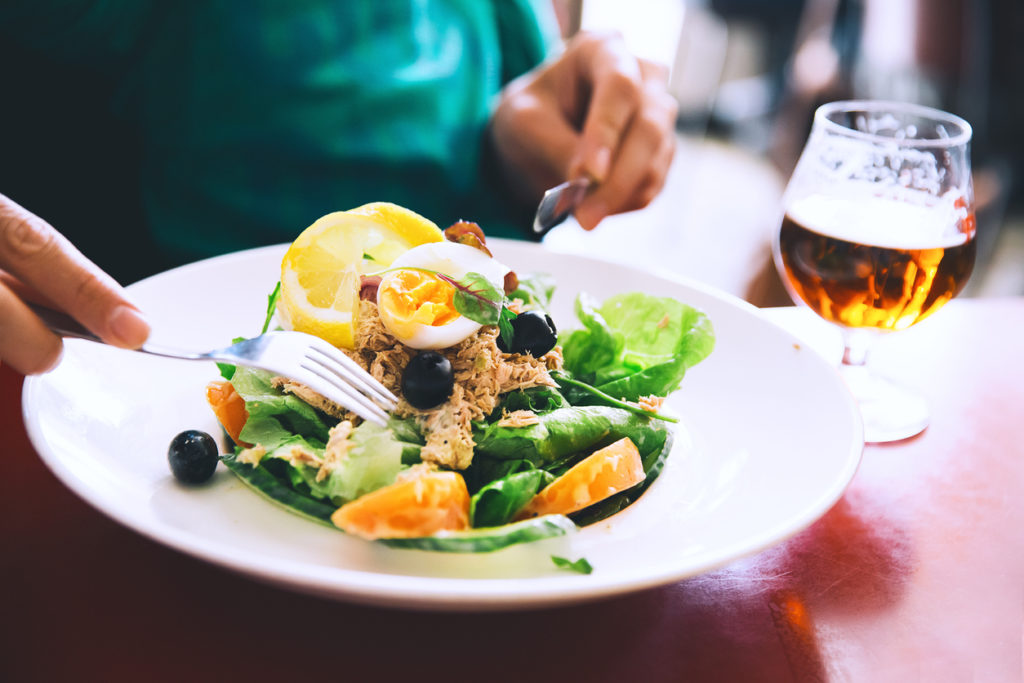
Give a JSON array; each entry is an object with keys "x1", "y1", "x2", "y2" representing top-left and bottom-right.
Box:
[{"x1": 841, "y1": 327, "x2": 872, "y2": 367}]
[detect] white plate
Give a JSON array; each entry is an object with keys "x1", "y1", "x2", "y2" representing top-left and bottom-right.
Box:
[{"x1": 23, "y1": 239, "x2": 863, "y2": 611}]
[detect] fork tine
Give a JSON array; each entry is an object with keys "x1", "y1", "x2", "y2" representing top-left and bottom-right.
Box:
[
  {"x1": 296, "y1": 364, "x2": 391, "y2": 427},
  {"x1": 305, "y1": 339, "x2": 399, "y2": 409},
  {"x1": 306, "y1": 354, "x2": 398, "y2": 414}
]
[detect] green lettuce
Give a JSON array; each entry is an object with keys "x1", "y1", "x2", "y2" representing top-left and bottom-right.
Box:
[
  {"x1": 229, "y1": 368, "x2": 408, "y2": 504},
  {"x1": 231, "y1": 367, "x2": 332, "y2": 446},
  {"x1": 291, "y1": 422, "x2": 404, "y2": 504},
  {"x1": 469, "y1": 462, "x2": 555, "y2": 527},
  {"x1": 472, "y1": 405, "x2": 669, "y2": 466},
  {"x1": 560, "y1": 292, "x2": 714, "y2": 400},
  {"x1": 507, "y1": 272, "x2": 556, "y2": 312}
]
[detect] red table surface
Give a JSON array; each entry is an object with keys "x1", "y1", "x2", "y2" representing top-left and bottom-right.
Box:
[{"x1": 2, "y1": 299, "x2": 1022, "y2": 683}]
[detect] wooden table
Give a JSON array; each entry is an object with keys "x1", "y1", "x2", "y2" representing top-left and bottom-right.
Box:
[{"x1": 2, "y1": 299, "x2": 1021, "y2": 682}]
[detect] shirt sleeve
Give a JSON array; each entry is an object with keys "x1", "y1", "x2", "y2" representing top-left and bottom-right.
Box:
[
  {"x1": 493, "y1": 0, "x2": 562, "y2": 84},
  {"x1": 0, "y1": 0, "x2": 157, "y2": 69}
]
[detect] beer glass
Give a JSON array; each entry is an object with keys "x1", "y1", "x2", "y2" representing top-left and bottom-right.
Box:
[{"x1": 773, "y1": 101, "x2": 975, "y2": 443}]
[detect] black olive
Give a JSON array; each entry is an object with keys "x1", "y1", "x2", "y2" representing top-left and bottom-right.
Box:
[
  {"x1": 509, "y1": 311, "x2": 557, "y2": 356},
  {"x1": 402, "y1": 351, "x2": 454, "y2": 409},
  {"x1": 168, "y1": 429, "x2": 219, "y2": 484}
]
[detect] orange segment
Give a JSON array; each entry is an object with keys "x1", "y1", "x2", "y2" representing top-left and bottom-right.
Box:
[
  {"x1": 331, "y1": 470, "x2": 470, "y2": 540},
  {"x1": 206, "y1": 380, "x2": 250, "y2": 447},
  {"x1": 520, "y1": 438, "x2": 646, "y2": 518}
]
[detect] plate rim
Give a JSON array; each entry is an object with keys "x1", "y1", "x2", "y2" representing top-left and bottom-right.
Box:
[{"x1": 23, "y1": 240, "x2": 864, "y2": 611}]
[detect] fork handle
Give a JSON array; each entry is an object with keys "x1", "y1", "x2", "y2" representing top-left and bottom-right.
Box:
[
  {"x1": 25, "y1": 301, "x2": 104, "y2": 343},
  {"x1": 26, "y1": 301, "x2": 208, "y2": 360}
]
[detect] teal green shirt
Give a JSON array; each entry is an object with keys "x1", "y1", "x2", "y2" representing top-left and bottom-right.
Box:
[{"x1": 1, "y1": 1, "x2": 559, "y2": 262}]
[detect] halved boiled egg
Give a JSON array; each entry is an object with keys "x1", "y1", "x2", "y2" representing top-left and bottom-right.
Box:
[{"x1": 376, "y1": 241, "x2": 510, "y2": 349}]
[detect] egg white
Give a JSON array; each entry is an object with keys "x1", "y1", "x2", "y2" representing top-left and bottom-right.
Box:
[{"x1": 376, "y1": 242, "x2": 510, "y2": 349}]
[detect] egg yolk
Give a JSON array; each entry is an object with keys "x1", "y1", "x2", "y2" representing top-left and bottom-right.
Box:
[{"x1": 379, "y1": 270, "x2": 460, "y2": 335}]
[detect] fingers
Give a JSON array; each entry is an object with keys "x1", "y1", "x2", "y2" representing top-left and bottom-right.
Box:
[
  {"x1": 568, "y1": 33, "x2": 645, "y2": 183},
  {"x1": 489, "y1": 79, "x2": 581, "y2": 202},
  {"x1": 575, "y1": 66, "x2": 678, "y2": 230},
  {"x1": 0, "y1": 276, "x2": 64, "y2": 374},
  {"x1": 0, "y1": 194, "x2": 150, "y2": 372}
]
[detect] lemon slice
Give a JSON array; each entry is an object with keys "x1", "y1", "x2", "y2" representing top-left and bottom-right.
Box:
[{"x1": 279, "y1": 202, "x2": 444, "y2": 348}]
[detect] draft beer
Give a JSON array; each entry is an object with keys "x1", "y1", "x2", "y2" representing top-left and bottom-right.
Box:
[{"x1": 772, "y1": 101, "x2": 974, "y2": 442}]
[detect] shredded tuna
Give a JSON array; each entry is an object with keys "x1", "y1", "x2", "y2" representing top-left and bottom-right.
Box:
[
  {"x1": 496, "y1": 409, "x2": 541, "y2": 428},
  {"x1": 281, "y1": 443, "x2": 323, "y2": 469},
  {"x1": 394, "y1": 462, "x2": 437, "y2": 484},
  {"x1": 272, "y1": 376, "x2": 350, "y2": 420},
  {"x1": 273, "y1": 300, "x2": 560, "y2": 470},
  {"x1": 358, "y1": 301, "x2": 557, "y2": 469},
  {"x1": 657, "y1": 314, "x2": 671, "y2": 329},
  {"x1": 236, "y1": 444, "x2": 267, "y2": 467},
  {"x1": 634, "y1": 394, "x2": 665, "y2": 413},
  {"x1": 544, "y1": 345, "x2": 564, "y2": 372},
  {"x1": 317, "y1": 420, "x2": 355, "y2": 482}
]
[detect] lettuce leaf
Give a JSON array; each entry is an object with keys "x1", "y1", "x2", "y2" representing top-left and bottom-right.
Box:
[
  {"x1": 507, "y1": 272, "x2": 556, "y2": 312},
  {"x1": 601, "y1": 292, "x2": 714, "y2": 372},
  {"x1": 560, "y1": 292, "x2": 714, "y2": 400},
  {"x1": 291, "y1": 422, "x2": 405, "y2": 504},
  {"x1": 469, "y1": 462, "x2": 555, "y2": 527},
  {"x1": 229, "y1": 368, "x2": 406, "y2": 504},
  {"x1": 472, "y1": 405, "x2": 669, "y2": 466},
  {"x1": 560, "y1": 293, "x2": 624, "y2": 376},
  {"x1": 231, "y1": 367, "x2": 332, "y2": 446}
]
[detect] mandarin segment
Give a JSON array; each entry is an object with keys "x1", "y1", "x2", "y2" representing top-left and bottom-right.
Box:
[
  {"x1": 205, "y1": 380, "x2": 250, "y2": 446},
  {"x1": 331, "y1": 470, "x2": 470, "y2": 539},
  {"x1": 520, "y1": 437, "x2": 646, "y2": 518}
]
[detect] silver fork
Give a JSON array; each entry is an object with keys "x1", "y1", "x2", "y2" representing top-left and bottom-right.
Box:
[
  {"x1": 27, "y1": 302, "x2": 398, "y2": 426},
  {"x1": 532, "y1": 177, "x2": 592, "y2": 236}
]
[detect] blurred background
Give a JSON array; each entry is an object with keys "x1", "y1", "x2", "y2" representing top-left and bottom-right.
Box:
[
  {"x1": 1, "y1": 0, "x2": 1020, "y2": 304},
  {"x1": 547, "y1": 0, "x2": 1023, "y2": 304}
]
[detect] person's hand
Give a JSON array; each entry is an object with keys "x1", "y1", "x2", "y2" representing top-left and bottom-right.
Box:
[
  {"x1": 0, "y1": 193, "x2": 150, "y2": 374},
  {"x1": 489, "y1": 31, "x2": 678, "y2": 230}
]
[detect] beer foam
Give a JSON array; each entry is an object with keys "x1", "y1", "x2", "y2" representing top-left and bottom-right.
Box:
[{"x1": 785, "y1": 193, "x2": 969, "y2": 249}]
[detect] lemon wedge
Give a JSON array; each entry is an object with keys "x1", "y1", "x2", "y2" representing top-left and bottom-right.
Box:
[{"x1": 279, "y1": 202, "x2": 444, "y2": 349}]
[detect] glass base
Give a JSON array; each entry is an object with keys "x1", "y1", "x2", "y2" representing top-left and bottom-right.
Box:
[{"x1": 841, "y1": 365, "x2": 929, "y2": 443}]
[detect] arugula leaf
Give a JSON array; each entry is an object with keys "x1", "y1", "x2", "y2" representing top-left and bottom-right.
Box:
[
  {"x1": 594, "y1": 361, "x2": 687, "y2": 403},
  {"x1": 494, "y1": 386, "x2": 568, "y2": 415},
  {"x1": 473, "y1": 405, "x2": 669, "y2": 466},
  {"x1": 551, "y1": 555, "x2": 593, "y2": 574},
  {"x1": 469, "y1": 466, "x2": 555, "y2": 527},
  {"x1": 261, "y1": 282, "x2": 282, "y2": 334},
  {"x1": 498, "y1": 305, "x2": 516, "y2": 349},
  {"x1": 551, "y1": 370, "x2": 677, "y2": 422},
  {"x1": 381, "y1": 515, "x2": 577, "y2": 553}
]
